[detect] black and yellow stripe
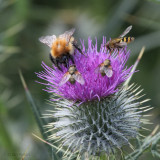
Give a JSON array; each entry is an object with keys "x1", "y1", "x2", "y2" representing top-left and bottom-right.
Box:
[{"x1": 120, "y1": 37, "x2": 133, "y2": 43}]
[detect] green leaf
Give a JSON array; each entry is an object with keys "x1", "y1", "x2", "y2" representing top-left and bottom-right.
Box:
[{"x1": 19, "y1": 70, "x2": 61, "y2": 160}]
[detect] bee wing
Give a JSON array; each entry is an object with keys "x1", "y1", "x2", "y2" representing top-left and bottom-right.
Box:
[
  {"x1": 39, "y1": 35, "x2": 57, "y2": 47},
  {"x1": 59, "y1": 72, "x2": 71, "y2": 86},
  {"x1": 119, "y1": 25, "x2": 132, "y2": 38},
  {"x1": 104, "y1": 67, "x2": 113, "y2": 78},
  {"x1": 72, "y1": 71, "x2": 85, "y2": 85},
  {"x1": 64, "y1": 28, "x2": 75, "y2": 37},
  {"x1": 59, "y1": 28, "x2": 75, "y2": 42}
]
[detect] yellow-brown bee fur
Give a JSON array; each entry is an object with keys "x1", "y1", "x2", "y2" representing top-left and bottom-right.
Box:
[{"x1": 51, "y1": 37, "x2": 74, "y2": 58}]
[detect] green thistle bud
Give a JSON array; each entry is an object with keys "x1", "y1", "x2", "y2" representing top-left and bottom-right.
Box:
[{"x1": 45, "y1": 84, "x2": 150, "y2": 158}]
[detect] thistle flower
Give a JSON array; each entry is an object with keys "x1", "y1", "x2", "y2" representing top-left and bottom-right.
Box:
[
  {"x1": 36, "y1": 37, "x2": 150, "y2": 158},
  {"x1": 37, "y1": 38, "x2": 132, "y2": 102}
]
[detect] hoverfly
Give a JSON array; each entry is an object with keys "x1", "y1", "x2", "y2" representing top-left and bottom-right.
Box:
[
  {"x1": 105, "y1": 25, "x2": 134, "y2": 54},
  {"x1": 95, "y1": 59, "x2": 113, "y2": 78},
  {"x1": 59, "y1": 65, "x2": 85, "y2": 86}
]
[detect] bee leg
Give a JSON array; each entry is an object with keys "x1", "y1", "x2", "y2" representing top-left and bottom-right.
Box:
[
  {"x1": 108, "y1": 47, "x2": 112, "y2": 56},
  {"x1": 117, "y1": 48, "x2": 119, "y2": 54},
  {"x1": 117, "y1": 48, "x2": 122, "y2": 61},
  {"x1": 49, "y1": 54, "x2": 62, "y2": 70},
  {"x1": 49, "y1": 54, "x2": 55, "y2": 64},
  {"x1": 72, "y1": 42, "x2": 86, "y2": 56},
  {"x1": 63, "y1": 58, "x2": 68, "y2": 68},
  {"x1": 68, "y1": 54, "x2": 75, "y2": 64},
  {"x1": 49, "y1": 54, "x2": 61, "y2": 71},
  {"x1": 56, "y1": 59, "x2": 63, "y2": 71},
  {"x1": 61, "y1": 55, "x2": 69, "y2": 68},
  {"x1": 66, "y1": 55, "x2": 70, "y2": 68},
  {"x1": 109, "y1": 49, "x2": 112, "y2": 58}
]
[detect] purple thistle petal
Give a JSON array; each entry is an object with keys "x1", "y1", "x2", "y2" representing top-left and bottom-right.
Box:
[{"x1": 36, "y1": 37, "x2": 133, "y2": 102}]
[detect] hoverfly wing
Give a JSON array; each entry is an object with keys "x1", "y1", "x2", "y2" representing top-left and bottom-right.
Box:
[
  {"x1": 95, "y1": 63, "x2": 104, "y2": 74},
  {"x1": 115, "y1": 41, "x2": 127, "y2": 48},
  {"x1": 39, "y1": 35, "x2": 57, "y2": 48},
  {"x1": 95, "y1": 66, "x2": 101, "y2": 74},
  {"x1": 59, "y1": 72, "x2": 71, "y2": 86},
  {"x1": 59, "y1": 28, "x2": 75, "y2": 43},
  {"x1": 104, "y1": 67, "x2": 113, "y2": 78},
  {"x1": 73, "y1": 71, "x2": 85, "y2": 85},
  {"x1": 119, "y1": 25, "x2": 132, "y2": 38}
]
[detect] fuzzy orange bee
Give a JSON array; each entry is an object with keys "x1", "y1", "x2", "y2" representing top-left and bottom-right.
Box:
[{"x1": 39, "y1": 28, "x2": 83, "y2": 70}]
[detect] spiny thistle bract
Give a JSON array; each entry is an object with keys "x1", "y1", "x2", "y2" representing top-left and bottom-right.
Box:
[{"x1": 37, "y1": 37, "x2": 150, "y2": 159}]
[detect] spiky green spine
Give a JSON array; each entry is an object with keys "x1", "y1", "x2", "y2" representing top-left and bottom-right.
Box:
[{"x1": 45, "y1": 84, "x2": 151, "y2": 158}]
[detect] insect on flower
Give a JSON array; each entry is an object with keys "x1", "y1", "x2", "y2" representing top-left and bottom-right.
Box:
[
  {"x1": 95, "y1": 59, "x2": 113, "y2": 77},
  {"x1": 39, "y1": 28, "x2": 83, "y2": 70},
  {"x1": 59, "y1": 65, "x2": 85, "y2": 86},
  {"x1": 105, "y1": 25, "x2": 134, "y2": 54},
  {"x1": 37, "y1": 36, "x2": 151, "y2": 159}
]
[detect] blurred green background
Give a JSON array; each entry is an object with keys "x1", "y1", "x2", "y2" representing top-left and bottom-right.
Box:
[{"x1": 0, "y1": 0, "x2": 160, "y2": 159}]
